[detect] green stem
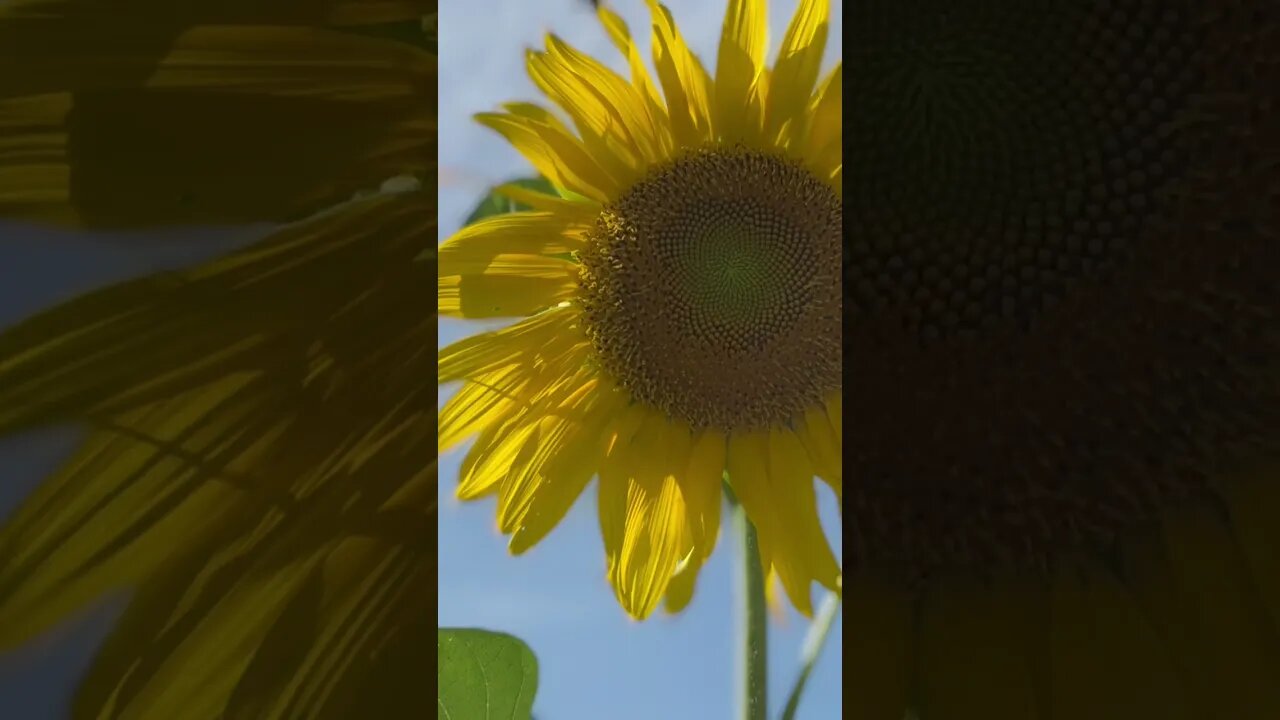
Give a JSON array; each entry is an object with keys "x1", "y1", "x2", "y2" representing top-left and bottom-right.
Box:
[
  {"x1": 779, "y1": 591, "x2": 840, "y2": 720},
  {"x1": 727, "y1": 484, "x2": 767, "y2": 720}
]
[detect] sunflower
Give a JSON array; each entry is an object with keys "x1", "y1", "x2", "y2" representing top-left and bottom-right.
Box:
[
  {"x1": 437, "y1": 0, "x2": 842, "y2": 621},
  {"x1": 0, "y1": 2, "x2": 436, "y2": 718},
  {"x1": 847, "y1": 2, "x2": 1280, "y2": 718}
]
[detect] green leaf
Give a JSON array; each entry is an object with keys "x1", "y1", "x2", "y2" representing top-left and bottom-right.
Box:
[
  {"x1": 437, "y1": 628, "x2": 539, "y2": 720},
  {"x1": 463, "y1": 176, "x2": 559, "y2": 225}
]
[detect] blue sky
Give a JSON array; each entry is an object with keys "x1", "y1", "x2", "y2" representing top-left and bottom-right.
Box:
[{"x1": 437, "y1": 2, "x2": 843, "y2": 719}]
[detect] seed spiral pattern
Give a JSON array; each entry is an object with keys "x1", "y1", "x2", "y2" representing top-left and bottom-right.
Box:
[
  {"x1": 847, "y1": 0, "x2": 1280, "y2": 582},
  {"x1": 578, "y1": 148, "x2": 842, "y2": 431}
]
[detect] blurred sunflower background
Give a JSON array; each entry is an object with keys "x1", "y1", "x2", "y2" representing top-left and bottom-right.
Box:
[
  {"x1": 0, "y1": 2, "x2": 435, "y2": 718},
  {"x1": 437, "y1": 0, "x2": 842, "y2": 718},
  {"x1": 846, "y1": 2, "x2": 1280, "y2": 718}
]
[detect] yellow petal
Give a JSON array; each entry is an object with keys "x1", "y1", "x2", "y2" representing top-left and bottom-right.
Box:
[
  {"x1": 454, "y1": 430, "x2": 502, "y2": 501},
  {"x1": 324, "y1": 609, "x2": 437, "y2": 720},
  {"x1": 595, "y1": 402, "x2": 649, "y2": 568},
  {"x1": 825, "y1": 392, "x2": 841, "y2": 441},
  {"x1": 5, "y1": 315, "x2": 440, "y2": 717},
  {"x1": 475, "y1": 110, "x2": 620, "y2": 203},
  {"x1": 537, "y1": 35, "x2": 666, "y2": 168},
  {"x1": 714, "y1": 0, "x2": 767, "y2": 145},
  {"x1": 800, "y1": 62, "x2": 841, "y2": 175},
  {"x1": 0, "y1": 377, "x2": 281, "y2": 649},
  {"x1": 803, "y1": 389, "x2": 844, "y2": 502},
  {"x1": 1222, "y1": 462, "x2": 1280, "y2": 631},
  {"x1": 446, "y1": 362, "x2": 588, "y2": 487},
  {"x1": 439, "y1": 253, "x2": 576, "y2": 319},
  {"x1": 598, "y1": 413, "x2": 691, "y2": 619},
  {"x1": 726, "y1": 429, "x2": 839, "y2": 616},
  {"x1": 764, "y1": 0, "x2": 828, "y2": 145},
  {"x1": 80, "y1": 531, "x2": 432, "y2": 719},
  {"x1": 0, "y1": 192, "x2": 431, "y2": 433},
  {"x1": 660, "y1": 423, "x2": 724, "y2": 613},
  {"x1": 662, "y1": 550, "x2": 703, "y2": 614},
  {"x1": 501, "y1": 101, "x2": 573, "y2": 132},
  {"x1": 1121, "y1": 506, "x2": 1280, "y2": 718},
  {"x1": 798, "y1": 401, "x2": 841, "y2": 499},
  {"x1": 71, "y1": 540, "x2": 214, "y2": 718},
  {"x1": 1048, "y1": 561, "x2": 1194, "y2": 720},
  {"x1": 724, "y1": 433, "x2": 776, "y2": 566},
  {"x1": 493, "y1": 182, "x2": 600, "y2": 219},
  {"x1": 251, "y1": 535, "x2": 433, "y2": 719},
  {"x1": 596, "y1": 423, "x2": 633, "y2": 555},
  {"x1": 914, "y1": 577, "x2": 1046, "y2": 719},
  {"x1": 0, "y1": 26, "x2": 431, "y2": 228},
  {"x1": 118, "y1": 553, "x2": 327, "y2": 718},
  {"x1": 94, "y1": 26, "x2": 430, "y2": 102},
  {"x1": 495, "y1": 102, "x2": 628, "y2": 196},
  {"x1": 439, "y1": 250, "x2": 576, "y2": 279},
  {"x1": 596, "y1": 5, "x2": 672, "y2": 160},
  {"x1": 79, "y1": 411, "x2": 434, "y2": 717},
  {"x1": 644, "y1": 0, "x2": 714, "y2": 147},
  {"x1": 768, "y1": 428, "x2": 840, "y2": 600},
  {"x1": 846, "y1": 574, "x2": 912, "y2": 719},
  {"x1": 505, "y1": 374, "x2": 627, "y2": 553},
  {"x1": 437, "y1": 306, "x2": 582, "y2": 384},
  {"x1": 524, "y1": 47, "x2": 645, "y2": 188},
  {"x1": 439, "y1": 210, "x2": 587, "y2": 258},
  {"x1": 680, "y1": 428, "x2": 725, "y2": 559},
  {"x1": 456, "y1": 420, "x2": 536, "y2": 501},
  {"x1": 0, "y1": 93, "x2": 71, "y2": 223},
  {"x1": 438, "y1": 368, "x2": 529, "y2": 453}
]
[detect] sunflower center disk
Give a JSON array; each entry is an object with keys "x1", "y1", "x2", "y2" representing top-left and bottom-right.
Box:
[
  {"x1": 577, "y1": 149, "x2": 842, "y2": 431},
  {"x1": 847, "y1": 1, "x2": 1280, "y2": 581}
]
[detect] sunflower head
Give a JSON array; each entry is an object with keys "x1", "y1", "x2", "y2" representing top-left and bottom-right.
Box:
[{"x1": 439, "y1": 0, "x2": 842, "y2": 619}]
